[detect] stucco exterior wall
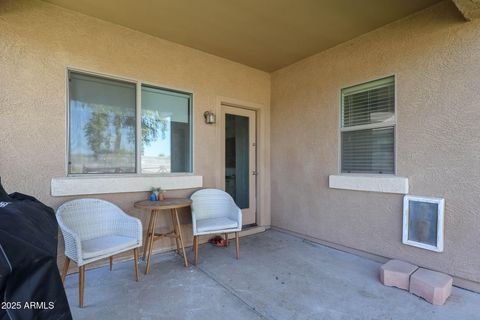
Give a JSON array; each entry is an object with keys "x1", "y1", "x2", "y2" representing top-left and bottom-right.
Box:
[
  {"x1": 0, "y1": 0, "x2": 270, "y2": 269},
  {"x1": 2, "y1": 0, "x2": 479, "y2": 291},
  {"x1": 271, "y1": 1, "x2": 480, "y2": 289}
]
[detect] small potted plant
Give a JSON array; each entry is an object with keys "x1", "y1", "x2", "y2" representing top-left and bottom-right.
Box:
[{"x1": 150, "y1": 187, "x2": 166, "y2": 201}]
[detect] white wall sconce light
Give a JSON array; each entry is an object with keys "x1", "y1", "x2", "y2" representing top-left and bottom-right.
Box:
[{"x1": 204, "y1": 111, "x2": 216, "y2": 124}]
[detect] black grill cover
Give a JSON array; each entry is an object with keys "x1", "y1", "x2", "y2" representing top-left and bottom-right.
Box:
[{"x1": 0, "y1": 190, "x2": 72, "y2": 320}]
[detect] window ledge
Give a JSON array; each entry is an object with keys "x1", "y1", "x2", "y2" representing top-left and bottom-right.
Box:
[
  {"x1": 329, "y1": 174, "x2": 408, "y2": 194},
  {"x1": 51, "y1": 175, "x2": 203, "y2": 197}
]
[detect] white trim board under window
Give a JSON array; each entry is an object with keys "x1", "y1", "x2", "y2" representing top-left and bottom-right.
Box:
[
  {"x1": 329, "y1": 174, "x2": 408, "y2": 194},
  {"x1": 51, "y1": 175, "x2": 202, "y2": 197}
]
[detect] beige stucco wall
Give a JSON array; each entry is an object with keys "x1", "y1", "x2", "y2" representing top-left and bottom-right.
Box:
[
  {"x1": 0, "y1": 0, "x2": 270, "y2": 270},
  {"x1": 2, "y1": 0, "x2": 479, "y2": 291},
  {"x1": 271, "y1": 1, "x2": 480, "y2": 290}
]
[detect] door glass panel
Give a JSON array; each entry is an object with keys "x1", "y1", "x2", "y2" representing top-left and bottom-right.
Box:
[{"x1": 225, "y1": 114, "x2": 249, "y2": 209}]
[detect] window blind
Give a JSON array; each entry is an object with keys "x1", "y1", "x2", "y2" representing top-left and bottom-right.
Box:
[
  {"x1": 341, "y1": 76, "x2": 395, "y2": 174},
  {"x1": 341, "y1": 127, "x2": 394, "y2": 174},
  {"x1": 342, "y1": 77, "x2": 395, "y2": 128}
]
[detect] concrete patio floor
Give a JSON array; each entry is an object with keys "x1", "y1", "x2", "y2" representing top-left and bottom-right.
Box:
[{"x1": 64, "y1": 230, "x2": 480, "y2": 320}]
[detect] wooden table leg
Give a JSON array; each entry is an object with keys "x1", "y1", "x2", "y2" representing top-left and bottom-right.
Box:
[
  {"x1": 173, "y1": 208, "x2": 189, "y2": 267},
  {"x1": 170, "y1": 209, "x2": 181, "y2": 255},
  {"x1": 143, "y1": 212, "x2": 154, "y2": 261},
  {"x1": 145, "y1": 211, "x2": 158, "y2": 275},
  {"x1": 224, "y1": 233, "x2": 229, "y2": 247}
]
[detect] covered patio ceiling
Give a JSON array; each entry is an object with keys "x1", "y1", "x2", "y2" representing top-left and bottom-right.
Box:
[{"x1": 43, "y1": 0, "x2": 442, "y2": 72}]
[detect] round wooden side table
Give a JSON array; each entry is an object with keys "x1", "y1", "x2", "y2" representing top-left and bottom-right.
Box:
[{"x1": 134, "y1": 198, "x2": 192, "y2": 274}]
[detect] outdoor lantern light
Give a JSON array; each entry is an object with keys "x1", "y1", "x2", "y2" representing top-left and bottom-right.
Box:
[{"x1": 204, "y1": 111, "x2": 216, "y2": 124}]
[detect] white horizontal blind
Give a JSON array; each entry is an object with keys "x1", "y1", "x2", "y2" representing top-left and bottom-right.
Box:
[{"x1": 341, "y1": 76, "x2": 395, "y2": 174}]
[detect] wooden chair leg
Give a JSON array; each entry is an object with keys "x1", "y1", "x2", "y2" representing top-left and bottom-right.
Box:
[
  {"x1": 61, "y1": 256, "x2": 70, "y2": 284},
  {"x1": 109, "y1": 256, "x2": 113, "y2": 271},
  {"x1": 79, "y1": 266, "x2": 85, "y2": 308},
  {"x1": 193, "y1": 235, "x2": 199, "y2": 265},
  {"x1": 224, "y1": 233, "x2": 229, "y2": 247},
  {"x1": 133, "y1": 248, "x2": 140, "y2": 282},
  {"x1": 235, "y1": 232, "x2": 240, "y2": 260}
]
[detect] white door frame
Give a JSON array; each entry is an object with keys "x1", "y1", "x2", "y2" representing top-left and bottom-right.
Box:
[{"x1": 215, "y1": 96, "x2": 270, "y2": 228}]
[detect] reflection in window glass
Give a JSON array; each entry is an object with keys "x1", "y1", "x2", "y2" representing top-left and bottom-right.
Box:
[
  {"x1": 141, "y1": 85, "x2": 192, "y2": 173},
  {"x1": 68, "y1": 72, "x2": 136, "y2": 174}
]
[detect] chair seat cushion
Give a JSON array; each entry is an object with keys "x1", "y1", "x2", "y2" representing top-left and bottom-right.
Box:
[
  {"x1": 82, "y1": 235, "x2": 138, "y2": 259},
  {"x1": 196, "y1": 217, "x2": 238, "y2": 233}
]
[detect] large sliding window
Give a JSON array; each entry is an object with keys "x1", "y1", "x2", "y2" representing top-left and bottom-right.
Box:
[
  {"x1": 68, "y1": 70, "x2": 192, "y2": 175},
  {"x1": 340, "y1": 76, "x2": 395, "y2": 174}
]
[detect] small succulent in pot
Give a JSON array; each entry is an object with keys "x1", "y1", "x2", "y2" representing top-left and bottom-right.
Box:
[{"x1": 151, "y1": 187, "x2": 166, "y2": 201}]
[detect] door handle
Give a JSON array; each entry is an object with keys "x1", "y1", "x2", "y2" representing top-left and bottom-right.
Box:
[{"x1": 252, "y1": 170, "x2": 258, "y2": 176}]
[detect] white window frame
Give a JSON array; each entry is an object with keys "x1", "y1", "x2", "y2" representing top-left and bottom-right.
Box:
[
  {"x1": 330, "y1": 74, "x2": 408, "y2": 194},
  {"x1": 65, "y1": 67, "x2": 195, "y2": 177},
  {"x1": 338, "y1": 75, "x2": 397, "y2": 175}
]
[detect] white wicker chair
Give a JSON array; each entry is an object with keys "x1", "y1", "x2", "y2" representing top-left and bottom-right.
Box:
[
  {"x1": 190, "y1": 189, "x2": 242, "y2": 264},
  {"x1": 56, "y1": 198, "x2": 142, "y2": 308}
]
